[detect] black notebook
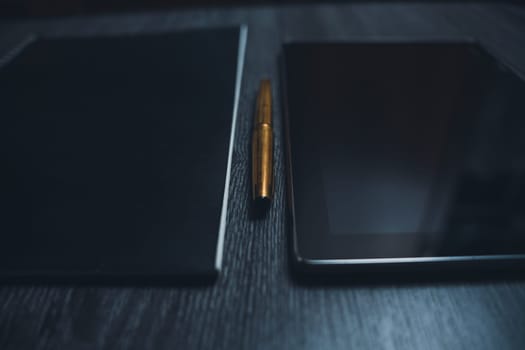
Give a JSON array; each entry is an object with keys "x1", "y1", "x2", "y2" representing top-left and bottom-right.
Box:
[{"x1": 0, "y1": 27, "x2": 247, "y2": 283}]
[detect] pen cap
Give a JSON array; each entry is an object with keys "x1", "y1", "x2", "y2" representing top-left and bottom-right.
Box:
[{"x1": 255, "y1": 79, "x2": 272, "y2": 126}]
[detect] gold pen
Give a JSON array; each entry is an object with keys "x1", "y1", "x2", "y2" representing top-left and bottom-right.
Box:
[{"x1": 252, "y1": 79, "x2": 274, "y2": 203}]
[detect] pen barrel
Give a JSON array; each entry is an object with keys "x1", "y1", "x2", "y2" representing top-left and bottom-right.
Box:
[{"x1": 252, "y1": 123, "x2": 274, "y2": 200}]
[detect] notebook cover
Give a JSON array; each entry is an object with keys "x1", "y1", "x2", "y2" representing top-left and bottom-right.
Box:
[{"x1": 0, "y1": 27, "x2": 247, "y2": 283}]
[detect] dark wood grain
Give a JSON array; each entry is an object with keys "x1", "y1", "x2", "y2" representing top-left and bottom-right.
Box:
[{"x1": 1, "y1": 4, "x2": 525, "y2": 349}]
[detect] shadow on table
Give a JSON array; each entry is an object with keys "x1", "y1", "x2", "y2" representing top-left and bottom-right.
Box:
[
  {"x1": 289, "y1": 261, "x2": 525, "y2": 287},
  {"x1": 0, "y1": 273, "x2": 218, "y2": 288}
]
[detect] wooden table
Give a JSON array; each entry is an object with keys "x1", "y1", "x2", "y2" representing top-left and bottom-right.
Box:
[{"x1": 1, "y1": 3, "x2": 525, "y2": 349}]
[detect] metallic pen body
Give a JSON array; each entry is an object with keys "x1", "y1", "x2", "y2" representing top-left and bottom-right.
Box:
[{"x1": 252, "y1": 80, "x2": 274, "y2": 201}]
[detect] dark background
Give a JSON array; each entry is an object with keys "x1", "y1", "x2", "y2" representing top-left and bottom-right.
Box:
[
  {"x1": 2, "y1": 0, "x2": 524, "y2": 17},
  {"x1": 1, "y1": 2, "x2": 525, "y2": 349}
]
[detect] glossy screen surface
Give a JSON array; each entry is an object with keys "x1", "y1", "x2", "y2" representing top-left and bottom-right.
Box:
[{"x1": 284, "y1": 42, "x2": 525, "y2": 259}]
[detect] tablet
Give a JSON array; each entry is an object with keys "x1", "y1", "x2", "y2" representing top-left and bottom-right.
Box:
[{"x1": 282, "y1": 41, "x2": 525, "y2": 274}]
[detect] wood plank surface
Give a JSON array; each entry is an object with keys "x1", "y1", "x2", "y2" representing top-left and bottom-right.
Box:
[{"x1": 1, "y1": 3, "x2": 524, "y2": 349}]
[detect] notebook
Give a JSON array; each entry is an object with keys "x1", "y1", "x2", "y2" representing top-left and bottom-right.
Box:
[{"x1": 0, "y1": 26, "x2": 247, "y2": 283}]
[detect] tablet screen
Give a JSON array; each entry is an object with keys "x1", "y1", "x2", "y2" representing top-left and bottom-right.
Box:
[{"x1": 284, "y1": 42, "x2": 525, "y2": 260}]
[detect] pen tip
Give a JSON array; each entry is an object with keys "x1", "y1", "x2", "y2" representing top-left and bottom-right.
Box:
[{"x1": 260, "y1": 79, "x2": 271, "y2": 89}]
